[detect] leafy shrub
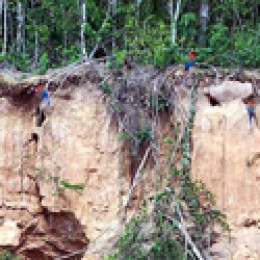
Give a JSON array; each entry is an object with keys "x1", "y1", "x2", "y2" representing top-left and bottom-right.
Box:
[
  {"x1": 0, "y1": 54, "x2": 6, "y2": 63},
  {"x1": 38, "y1": 52, "x2": 49, "y2": 74},
  {"x1": 5, "y1": 48, "x2": 31, "y2": 71},
  {"x1": 136, "y1": 127, "x2": 151, "y2": 143},
  {"x1": 0, "y1": 251, "x2": 19, "y2": 260}
]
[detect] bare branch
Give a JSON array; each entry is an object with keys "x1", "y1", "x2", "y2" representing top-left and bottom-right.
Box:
[
  {"x1": 125, "y1": 146, "x2": 151, "y2": 208},
  {"x1": 164, "y1": 215, "x2": 205, "y2": 260}
]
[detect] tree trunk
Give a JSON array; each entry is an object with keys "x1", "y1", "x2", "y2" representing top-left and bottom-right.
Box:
[
  {"x1": 22, "y1": 3, "x2": 25, "y2": 53},
  {"x1": 34, "y1": 24, "x2": 39, "y2": 68},
  {"x1": 62, "y1": 5, "x2": 68, "y2": 51},
  {"x1": 199, "y1": 0, "x2": 209, "y2": 47},
  {"x1": 136, "y1": 0, "x2": 142, "y2": 20},
  {"x1": 107, "y1": 0, "x2": 111, "y2": 13},
  {"x1": 9, "y1": 8, "x2": 14, "y2": 46},
  {"x1": 253, "y1": 1, "x2": 258, "y2": 25},
  {"x1": 17, "y1": 1, "x2": 23, "y2": 52},
  {"x1": 2, "y1": 0, "x2": 7, "y2": 54},
  {"x1": 169, "y1": 0, "x2": 174, "y2": 42},
  {"x1": 111, "y1": 0, "x2": 117, "y2": 52},
  {"x1": 80, "y1": 0, "x2": 87, "y2": 57},
  {"x1": 0, "y1": 0, "x2": 2, "y2": 42},
  {"x1": 169, "y1": 0, "x2": 182, "y2": 45}
]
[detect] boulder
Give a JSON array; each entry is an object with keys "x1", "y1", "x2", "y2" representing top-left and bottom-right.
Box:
[
  {"x1": 204, "y1": 80, "x2": 253, "y2": 103},
  {"x1": 233, "y1": 246, "x2": 259, "y2": 260},
  {"x1": 0, "y1": 220, "x2": 21, "y2": 246}
]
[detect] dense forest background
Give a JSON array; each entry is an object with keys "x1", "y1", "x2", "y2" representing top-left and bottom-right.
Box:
[{"x1": 0, "y1": 0, "x2": 259, "y2": 73}]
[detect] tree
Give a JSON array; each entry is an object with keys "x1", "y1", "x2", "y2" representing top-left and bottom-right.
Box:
[
  {"x1": 16, "y1": 1, "x2": 24, "y2": 52},
  {"x1": 169, "y1": 0, "x2": 182, "y2": 45},
  {"x1": 136, "y1": 0, "x2": 142, "y2": 20},
  {"x1": 80, "y1": 0, "x2": 87, "y2": 56},
  {"x1": 0, "y1": 0, "x2": 2, "y2": 48},
  {"x1": 0, "y1": 0, "x2": 259, "y2": 69},
  {"x1": 199, "y1": 0, "x2": 209, "y2": 47},
  {"x1": 2, "y1": 0, "x2": 7, "y2": 54},
  {"x1": 111, "y1": 0, "x2": 117, "y2": 52}
]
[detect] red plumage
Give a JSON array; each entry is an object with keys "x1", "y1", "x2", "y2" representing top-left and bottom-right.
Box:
[
  {"x1": 36, "y1": 85, "x2": 45, "y2": 93},
  {"x1": 189, "y1": 51, "x2": 197, "y2": 60}
]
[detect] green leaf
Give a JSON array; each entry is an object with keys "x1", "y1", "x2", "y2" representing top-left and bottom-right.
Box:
[
  {"x1": 60, "y1": 180, "x2": 85, "y2": 191},
  {"x1": 172, "y1": 219, "x2": 179, "y2": 228},
  {"x1": 163, "y1": 136, "x2": 173, "y2": 144},
  {"x1": 117, "y1": 132, "x2": 130, "y2": 141},
  {"x1": 100, "y1": 83, "x2": 112, "y2": 95}
]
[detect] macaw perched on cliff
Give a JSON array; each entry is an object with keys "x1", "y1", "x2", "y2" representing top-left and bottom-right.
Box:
[
  {"x1": 184, "y1": 51, "x2": 197, "y2": 72},
  {"x1": 36, "y1": 85, "x2": 51, "y2": 107},
  {"x1": 244, "y1": 99, "x2": 258, "y2": 127}
]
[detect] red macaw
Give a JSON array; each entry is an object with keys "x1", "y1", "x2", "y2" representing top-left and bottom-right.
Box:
[
  {"x1": 36, "y1": 85, "x2": 51, "y2": 107},
  {"x1": 185, "y1": 51, "x2": 197, "y2": 71}
]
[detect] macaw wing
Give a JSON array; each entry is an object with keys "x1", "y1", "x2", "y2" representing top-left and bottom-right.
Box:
[{"x1": 184, "y1": 59, "x2": 196, "y2": 71}]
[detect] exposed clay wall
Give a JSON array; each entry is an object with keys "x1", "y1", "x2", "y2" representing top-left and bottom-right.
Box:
[
  {"x1": 1, "y1": 67, "x2": 260, "y2": 259},
  {"x1": 0, "y1": 83, "x2": 129, "y2": 259},
  {"x1": 192, "y1": 97, "x2": 260, "y2": 220},
  {"x1": 192, "y1": 92, "x2": 260, "y2": 259}
]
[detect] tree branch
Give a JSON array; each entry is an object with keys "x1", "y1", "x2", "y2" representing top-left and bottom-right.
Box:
[
  {"x1": 125, "y1": 146, "x2": 151, "y2": 208},
  {"x1": 164, "y1": 215, "x2": 205, "y2": 260}
]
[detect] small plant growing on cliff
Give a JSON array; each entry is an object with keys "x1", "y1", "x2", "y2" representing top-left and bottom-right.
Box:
[
  {"x1": 0, "y1": 251, "x2": 19, "y2": 260},
  {"x1": 49, "y1": 176, "x2": 85, "y2": 195},
  {"x1": 117, "y1": 132, "x2": 130, "y2": 142},
  {"x1": 60, "y1": 180, "x2": 85, "y2": 194},
  {"x1": 136, "y1": 127, "x2": 151, "y2": 143},
  {"x1": 100, "y1": 82, "x2": 112, "y2": 95},
  {"x1": 148, "y1": 92, "x2": 170, "y2": 112},
  {"x1": 163, "y1": 136, "x2": 174, "y2": 144}
]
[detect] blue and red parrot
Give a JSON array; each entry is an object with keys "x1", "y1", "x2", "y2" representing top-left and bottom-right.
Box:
[
  {"x1": 184, "y1": 51, "x2": 197, "y2": 71},
  {"x1": 36, "y1": 85, "x2": 51, "y2": 107}
]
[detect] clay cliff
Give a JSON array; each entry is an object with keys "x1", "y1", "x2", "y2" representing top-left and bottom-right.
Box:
[
  {"x1": 0, "y1": 64, "x2": 259, "y2": 260},
  {"x1": 0, "y1": 63, "x2": 129, "y2": 259},
  {"x1": 192, "y1": 81, "x2": 260, "y2": 259}
]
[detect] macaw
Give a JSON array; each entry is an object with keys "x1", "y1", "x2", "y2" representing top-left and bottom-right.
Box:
[
  {"x1": 36, "y1": 85, "x2": 51, "y2": 107},
  {"x1": 245, "y1": 100, "x2": 256, "y2": 126},
  {"x1": 184, "y1": 51, "x2": 197, "y2": 72}
]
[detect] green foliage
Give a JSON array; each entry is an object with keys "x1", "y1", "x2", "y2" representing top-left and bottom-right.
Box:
[
  {"x1": 233, "y1": 26, "x2": 260, "y2": 67},
  {"x1": 117, "y1": 132, "x2": 130, "y2": 142},
  {"x1": 1, "y1": 0, "x2": 258, "y2": 71},
  {"x1": 0, "y1": 54, "x2": 6, "y2": 63},
  {"x1": 38, "y1": 52, "x2": 50, "y2": 75},
  {"x1": 157, "y1": 92, "x2": 170, "y2": 110},
  {"x1": 163, "y1": 136, "x2": 173, "y2": 144},
  {"x1": 100, "y1": 82, "x2": 112, "y2": 95},
  {"x1": 149, "y1": 239, "x2": 183, "y2": 260},
  {"x1": 0, "y1": 251, "x2": 18, "y2": 260},
  {"x1": 136, "y1": 127, "x2": 151, "y2": 143},
  {"x1": 5, "y1": 49, "x2": 31, "y2": 72},
  {"x1": 176, "y1": 86, "x2": 230, "y2": 233},
  {"x1": 108, "y1": 50, "x2": 127, "y2": 69},
  {"x1": 106, "y1": 82, "x2": 229, "y2": 260},
  {"x1": 178, "y1": 12, "x2": 198, "y2": 46},
  {"x1": 50, "y1": 175, "x2": 85, "y2": 195},
  {"x1": 82, "y1": 22, "x2": 96, "y2": 38},
  {"x1": 61, "y1": 47, "x2": 81, "y2": 65},
  {"x1": 60, "y1": 180, "x2": 85, "y2": 193},
  {"x1": 148, "y1": 91, "x2": 171, "y2": 112},
  {"x1": 153, "y1": 46, "x2": 173, "y2": 69}
]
